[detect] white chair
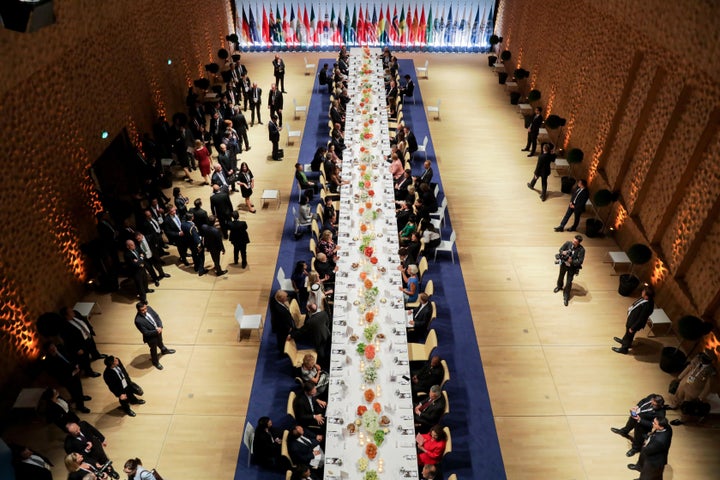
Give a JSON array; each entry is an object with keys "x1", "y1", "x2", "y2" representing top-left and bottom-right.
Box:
[
  {"x1": 304, "y1": 56, "x2": 315, "y2": 75},
  {"x1": 416, "y1": 135, "x2": 429, "y2": 161},
  {"x1": 293, "y1": 206, "x2": 312, "y2": 235},
  {"x1": 261, "y1": 189, "x2": 281, "y2": 209},
  {"x1": 286, "y1": 122, "x2": 301, "y2": 145},
  {"x1": 416, "y1": 59, "x2": 429, "y2": 79},
  {"x1": 293, "y1": 98, "x2": 307, "y2": 119},
  {"x1": 234, "y1": 304, "x2": 263, "y2": 341},
  {"x1": 427, "y1": 99, "x2": 441, "y2": 120},
  {"x1": 73, "y1": 301, "x2": 101, "y2": 319},
  {"x1": 276, "y1": 267, "x2": 295, "y2": 291},
  {"x1": 430, "y1": 197, "x2": 448, "y2": 229},
  {"x1": 434, "y1": 230, "x2": 457, "y2": 263},
  {"x1": 242, "y1": 421, "x2": 255, "y2": 467}
]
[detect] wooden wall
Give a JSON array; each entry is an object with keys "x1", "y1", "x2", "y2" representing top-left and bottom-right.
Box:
[{"x1": 496, "y1": 0, "x2": 720, "y2": 330}]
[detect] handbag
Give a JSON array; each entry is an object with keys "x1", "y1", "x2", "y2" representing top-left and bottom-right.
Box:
[
  {"x1": 151, "y1": 469, "x2": 164, "y2": 480},
  {"x1": 668, "y1": 379, "x2": 680, "y2": 395},
  {"x1": 227, "y1": 173, "x2": 237, "y2": 183}
]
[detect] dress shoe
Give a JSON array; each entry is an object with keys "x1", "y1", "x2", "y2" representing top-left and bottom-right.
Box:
[
  {"x1": 626, "y1": 449, "x2": 639, "y2": 458},
  {"x1": 199, "y1": 270, "x2": 207, "y2": 276},
  {"x1": 527, "y1": 153, "x2": 534, "y2": 157},
  {"x1": 612, "y1": 347, "x2": 629, "y2": 354},
  {"x1": 147, "y1": 288, "x2": 155, "y2": 293},
  {"x1": 553, "y1": 226, "x2": 564, "y2": 232},
  {"x1": 163, "y1": 273, "x2": 171, "y2": 278},
  {"x1": 282, "y1": 90, "x2": 287, "y2": 93},
  {"x1": 258, "y1": 121, "x2": 264, "y2": 125},
  {"x1": 563, "y1": 297, "x2": 569, "y2": 306},
  {"x1": 241, "y1": 262, "x2": 247, "y2": 268},
  {"x1": 161, "y1": 349, "x2": 176, "y2": 355},
  {"x1": 130, "y1": 399, "x2": 146, "y2": 405},
  {"x1": 217, "y1": 269, "x2": 228, "y2": 276},
  {"x1": 613, "y1": 337, "x2": 623, "y2": 344},
  {"x1": 526, "y1": 182, "x2": 534, "y2": 190},
  {"x1": 77, "y1": 406, "x2": 91, "y2": 414},
  {"x1": 610, "y1": 427, "x2": 631, "y2": 439},
  {"x1": 124, "y1": 408, "x2": 136, "y2": 417},
  {"x1": 246, "y1": 146, "x2": 251, "y2": 150},
  {"x1": 521, "y1": 148, "x2": 529, "y2": 151},
  {"x1": 553, "y1": 286, "x2": 562, "y2": 293},
  {"x1": 153, "y1": 363, "x2": 164, "y2": 370},
  {"x1": 567, "y1": 227, "x2": 576, "y2": 232},
  {"x1": 83, "y1": 395, "x2": 92, "y2": 401},
  {"x1": 87, "y1": 371, "x2": 101, "y2": 378},
  {"x1": 541, "y1": 195, "x2": 546, "y2": 201},
  {"x1": 670, "y1": 419, "x2": 683, "y2": 426},
  {"x1": 154, "y1": 281, "x2": 160, "y2": 287},
  {"x1": 627, "y1": 463, "x2": 640, "y2": 470},
  {"x1": 181, "y1": 260, "x2": 190, "y2": 266}
]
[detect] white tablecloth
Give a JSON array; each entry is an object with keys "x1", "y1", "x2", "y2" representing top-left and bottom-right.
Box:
[{"x1": 323, "y1": 48, "x2": 418, "y2": 480}]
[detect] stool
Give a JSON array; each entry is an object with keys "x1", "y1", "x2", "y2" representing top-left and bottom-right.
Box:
[
  {"x1": 73, "y1": 301, "x2": 101, "y2": 319},
  {"x1": 647, "y1": 308, "x2": 673, "y2": 336},
  {"x1": 604, "y1": 251, "x2": 631, "y2": 275},
  {"x1": 261, "y1": 190, "x2": 281, "y2": 209}
]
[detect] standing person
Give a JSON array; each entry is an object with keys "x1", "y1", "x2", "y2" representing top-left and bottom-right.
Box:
[
  {"x1": 228, "y1": 211, "x2": 250, "y2": 268},
  {"x1": 134, "y1": 232, "x2": 169, "y2": 286},
  {"x1": 269, "y1": 290, "x2": 295, "y2": 352},
  {"x1": 252, "y1": 417, "x2": 283, "y2": 469},
  {"x1": 240, "y1": 73, "x2": 252, "y2": 111},
  {"x1": 216, "y1": 144, "x2": 236, "y2": 193},
  {"x1": 611, "y1": 394, "x2": 667, "y2": 457},
  {"x1": 124, "y1": 239, "x2": 153, "y2": 302},
  {"x1": 268, "y1": 83, "x2": 284, "y2": 128},
  {"x1": 554, "y1": 234, "x2": 585, "y2": 306},
  {"x1": 59, "y1": 306, "x2": 104, "y2": 377},
  {"x1": 526, "y1": 143, "x2": 556, "y2": 201},
  {"x1": 268, "y1": 114, "x2": 282, "y2": 160},
  {"x1": 627, "y1": 417, "x2": 672, "y2": 479},
  {"x1": 249, "y1": 83, "x2": 263, "y2": 126},
  {"x1": 193, "y1": 139, "x2": 212, "y2": 185},
  {"x1": 200, "y1": 216, "x2": 227, "y2": 276},
  {"x1": 554, "y1": 179, "x2": 590, "y2": 232},
  {"x1": 163, "y1": 206, "x2": 189, "y2": 266},
  {"x1": 133, "y1": 302, "x2": 175, "y2": 370},
  {"x1": 612, "y1": 286, "x2": 655, "y2": 354},
  {"x1": 231, "y1": 105, "x2": 251, "y2": 151},
  {"x1": 211, "y1": 163, "x2": 231, "y2": 192},
  {"x1": 399, "y1": 74, "x2": 415, "y2": 102},
  {"x1": 189, "y1": 198, "x2": 210, "y2": 228},
  {"x1": 11, "y1": 445, "x2": 54, "y2": 480},
  {"x1": 522, "y1": 106, "x2": 543, "y2": 156},
  {"x1": 181, "y1": 213, "x2": 206, "y2": 276},
  {"x1": 272, "y1": 54, "x2": 286, "y2": 93},
  {"x1": 42, "y1": 342, "x2": 91, "y2": 413},
  {"x1": 210, "y1": 183, "x2": 234, "y2": 237},
  {"x1": 123, "y1": 458, "x2": 157, "y2": 480},
  {"x1": 102, "y1": 355, "x2": 145, "y2": 417},
  {"x1": 237, "y1": 162, "x2": 256, "y2": 213},
  {"x1": 63, "y1": 421, "x2": 112, "y2": 468}
]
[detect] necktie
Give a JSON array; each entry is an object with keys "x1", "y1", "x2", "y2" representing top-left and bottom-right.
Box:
[
  {"x1": 70, "y1": 318, "x2": 91, "y2": 339},
  {"x1": 145, "y1": 312, "x2": 158, "y2": 328},
  {"x1": 419, "y1": 398, "x2": 432, "y2": 412},
  {"x1": 173, "y1": 216, "x2": 181, "y2": 229},
  {"x1": 150, "y1": 219, "x2": 160, "y2": 233},
  {"x1": 308, "y1": 395, "x2": 314, "y2": 413},
  {"x1": 573, "y1": 188, "x2": 583, "y2": 203},
  {"x1": 114, "y1": 366, "x2": 125, "y2": 380}
]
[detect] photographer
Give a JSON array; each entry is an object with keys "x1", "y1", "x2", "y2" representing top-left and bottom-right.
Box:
[
  {"x1": 553, "y1": 234, "x2": 585, "y2": 306},
  {"x1": 123, "y1": 458, "x2": 158, "y2": 480},
  {"x1": 610, "y1": 394, "x2": 666, "y2": 457}
]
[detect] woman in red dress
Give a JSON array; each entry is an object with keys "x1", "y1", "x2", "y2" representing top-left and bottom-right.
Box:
[
  {"x1": 193, "y1": 139, "x2": 212, "y2": 185},
  {"x1": 416, "y1": 424, "x2": 447, "y2": 467}
]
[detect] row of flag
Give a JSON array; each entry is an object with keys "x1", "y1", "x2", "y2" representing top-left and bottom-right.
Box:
[{"x1": 236, "y1": 1, "x2": 495, "y2": 49}]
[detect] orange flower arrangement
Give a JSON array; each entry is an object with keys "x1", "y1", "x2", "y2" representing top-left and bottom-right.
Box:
[
  {"x1": 364, "y1": 388, "x2": 375, "y2": 402},
  {"x1": 365, "y1": 201, "x2": 373, "y2": 209},
  {"x1": 365, "y1": 311, "x2": 375, "y2": 323},
  {"x1": 365, "y1": 443, "x2": 378, "y2": 460},
  {"x1": 359, "y1": 271, "x2": 368, "y2": 280},
  {"x1": 360, "y1": 224, "x2": 368, "y2": 233},
  {"x1": 364, "y1": 344, "x2": 376, "y2": 360},
  {"x1": 370, "y1": 256, "x2": 378, "y2": 264},
  {"x1": 373, "y1": 402, "x2": 382, "y2": 413},
  {"x1": 357, "y1": 405, "x2": 368, "y2": 416},
  {"x1": 358, "y1": 207, "x2": 365, "y2": 214},
  {"x1": 359, "y1": 162, "x2": 367, "y2": 169},
  {"x1": 364, "y1": 279, "x2": 373, "y2": 289}
]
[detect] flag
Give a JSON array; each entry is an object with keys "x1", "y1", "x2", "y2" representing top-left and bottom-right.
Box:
[
  {"x1": 391, "y1": 6, "x2": 399, "y2": 44},
  {"x1": 351, "y1": 5, "x2": 357, "y2": 44},
  {"x1": 377, "y1": 8, "x2": 386, "y2": 44},
  {"x1": 426, "y1": 5, "x2": 433, "y2": 45},
  {"x1": 283, "y1": 5, "x2": 293, "y2": 45},
  {"x1": 248, "y1": 6, "x2": 260, "y2": 43},
  {"x1": 357, "y1": 5, "x2": 365, "y2": 44},
  {"x1": 399, "y1": 6, "x2": 406, "y2": 46},
  {"x1": 419, "y1": 6, "x2": 426, "y2": 44},
  {"x1": 385, "y1": 6, "x2": 392, "y2": 44},
  {"x1": 269, "y1": 8, "x2": 277, "y2": 44},
  {"x1": 436, "y1": 6, "x2": 444, "y2": 46},
  {"x1": 303, "y1": 6, "x2": 311, "y2": 45},
  {"x1": 445, "y1": 5, "x2": 453, "y2": 45},
  {"x1": 261, "y1": 6, "x2": 270, "y2": 44},
  {"x1": 241, "y1": 6, "x2": 251, "y2": 44},
  {"x1": 330, "y1": 5, "x2": 339, "y2": 45},
  {"x1": 411, "y1": 6, "x2": 419, "y2": 45},
  {"x1": 484, "y1": 3, "x2": 494, "y2": 46},
  {"x1": 369, "y1": 6, "x2": 378, "y2": 44},
  {"x1": 310, "y1": 5, "x2": 317, "y2": 45},
  {"x1": 458, "y1": 5, "x2": 466, "y2": 46},
  {"x1": 404, "y1": 6, "x2": 411, "y2": 46},
  {"x1": 343, "y1": 5, "x2": 351, "y2": 44}
]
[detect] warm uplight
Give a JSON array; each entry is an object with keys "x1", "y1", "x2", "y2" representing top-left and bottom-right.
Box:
[
  {"x1": 650, "y1": 257, "x2": 669, "y2": 285},
  {"x1": 613, "y1": 204, "x2": 628, "y2": 230},
  {"x1": 703, "y1": 332, "x2": 720, "y2": 354},
  {"x1": 0, "y1": 278, "x2": 40, "y2": 361},
  {"x1": 587, "y1": 145, "x2": 603, "y2": 184}
]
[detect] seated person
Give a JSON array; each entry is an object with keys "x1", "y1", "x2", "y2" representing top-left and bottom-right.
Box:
[
  {"x1": 414, "y1": 385, "x2": 446, "y2": 433},
  {"x1": 295, "y1": 163, "x2": 320, "y2": 193},
  {"x1": 300, "y1": 354, "x2": 329, "y2": 396},
  {"x1": 288, "y1": 425, "x2": 324, "y2": 472},
  {"x1": 11, "y1": 444, "x2": 53, "y2": 480},
  {"x1": 292, "y1": 382, "x2": 327, "y2": 430},
  {"x1": 314, "y1": 252, "x2": 336, "y2": 287},
  {"x1": 292, "y1": 463, "x2": 320, "y2": 480},
  {"x1": 416, "y1": 425, "x2": 447, "y2": 466},
  {"x1": 407, "y1": 293, "x2": 432, "y2": 343},
  {"x1": 252, "y1": 416, "x2": 283, "y2": 469},
  {"x1": 412, "y1": 356, "x2": 444, "y2": 399},
  {"x1": 399, "y1": 74, "x2": 415, "y2": 101}
]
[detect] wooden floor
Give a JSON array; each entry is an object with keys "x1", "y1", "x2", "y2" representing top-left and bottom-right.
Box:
[{"x1": 6, "y1": 53, "x2": 720, "y2": 480}]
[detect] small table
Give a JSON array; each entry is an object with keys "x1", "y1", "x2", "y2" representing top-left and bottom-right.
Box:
[
  {"x1": 13, "y1": 387, "x2": 45, "y2": 411},
  {"x1": 73, "y1": 301, "x2": 100, "y2": 319},
  {"x1": 648, "y1": 308, "x2": 673, "y2": 336},
  {"x1": 554, "y1": 158, "x2": 570, "y2": 176},
  {"x1": 604, "y1": 251, "x2": 631, "y2": 275},
  {"x1": 261, "y1": 189, "x2": 280, "y2": 209},
  {"x1": 518, "y1": 103, "x2": 533, "y2": 116},
  {"x1": 505, "y1": 81, "x2": 519, "y2": 92}
]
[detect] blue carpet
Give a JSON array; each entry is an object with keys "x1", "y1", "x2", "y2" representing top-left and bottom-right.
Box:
[{"x1": 234, "y1": 59, "x2": 505, "y2": 480}]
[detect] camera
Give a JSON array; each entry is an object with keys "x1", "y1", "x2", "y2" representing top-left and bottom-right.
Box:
[{"x1": 555, "y1": 251, "x2": 570, "y2": 265}]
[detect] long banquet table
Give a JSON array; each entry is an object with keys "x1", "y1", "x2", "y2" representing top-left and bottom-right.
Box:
[{"x1": 323, "y1": 47, "x2": 418, "y2": 480}]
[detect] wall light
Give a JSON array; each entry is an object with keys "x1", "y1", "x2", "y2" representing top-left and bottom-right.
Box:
[
  {"x1": 167, "y1": 59, "x2": 173, "y2": 65},
  {"x1": 101, "y1": 131, "x2": 109, "y2": 139}
]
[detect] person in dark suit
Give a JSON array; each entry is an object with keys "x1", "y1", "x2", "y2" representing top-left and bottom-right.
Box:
[
  {"x1": 102, "y1": 355, "x2": 145, "y2": 417},
  {"x1": 555, "y1": 179, "x2": 590, "y2": 232},
  {"x1": 400, "y1": 74, "x2": 415, "y2": 102},
  {"x1": 162, "y1": 206, "x2": 189, "y2": 266},
  {"x1": 611, "y1": 394, "x2": 667, "y2": 457},
  {"x1": 268, "y1": 83, "x2": 284, "y2": 127},
  {"x1": 249, "y1": 83, "x2": 263, "y2": 125},
  {"x1": 240, "y1": 74, "x2": 252, "y2": 111},
  {"x1": 124, "y1": 239, "x2": 153, "y2": 302},
  {"x1": 40, "y1": 387, "x2": 80, "y2": 430},
  {"x1": 63, "y1": 420, "x2": 110, "y2": 466},
  {"x1": 287, "y1": 425, "x2": 324, "y2": 473},
  {"x1": 134, "y1": 232, "x2": 167, "y2": 286},
  {"x1": 414, "y1": 385, "x2": 446, "y2": 433},
  {"x1": 231, "y1": 105, "x2": 250, "y2": 151},
  {"x1": 554, "y1": 234, "x2": 585, "y2": 306},
  {"x1": 272, "y1": 54, "x2": 286, "y2": 92},
  {"x1": 527, "y1": 143, "x2": 557, "y2": 201},
  {"x1": 291, "y1": 303, "x2": 330, "y2": 364},
  {"x1": 268, "y1": 114, "x2": 282, "y2": 160},
  {"x1": 215, "y1": 144, "x2": 236, "y2": 192},
  {"x1": 404, "y1": 126, "x2": 418, "y2": 157},
  {"x1": 190, "y1": 198, "x2": 210, "y2": 228},
  {"x1": 387, "y1": 80, "x2": 399, "y2": 116},
  {"x1": 329, "y1": 99, "x2": 344, "y2": 128},
  {"x1": 59, "y1": 306, "x2": 103, "y2": 377},
  {"x1": 522, "y1": 106, "x2": 544, "y2": 156},
  {"x1": 613, "y1": 286, "x2": 656, "y2": 354},
  {"x1": 407, "y1": 293, "x2": 432, "y2": 342},
  {"x1": 394, "y1": 169, "x2": 413, "y2": 200},
  {"x1": 412, "y1": 356, "x2": 444, "y2": 399},
  {"x1": 228, "y1": 211, "x2": 250, "y2": 268},
  {"x1": 181, "y1": 213, "x2": 206, "y2": 275},
  {"x1": 628, "y1": 417, "x2": 672, "y2": 479},
  {"x1": 293, "y1": 382, "x2": 327, "y2": 429},
  {"x1": 200, "y1": 216, "x2": 227, "y2": 276},
  {"x1": 252, "y1": 416, "x2": 283, "y2": 469},
  {"x1": 417, "y1": 160, "x2": 434, "y2": 186},
  {"x1": 140, "y1": 209, "x2": 166, "y2": 255},
  {"x1": 133, "y1": 302, "x2": 175, "y2": 370},
  {"x1": 11, "y1": 444, "x2": 54, "y2": 480},
  {"x1": 211, "y1": 163, "x2": 231, "y2": 192},
  {"x1": 210, "y1": 183, "x2": 233, "y2": 238},
  {"x1": 42, "y1": 342, "x2": 90, "y2": 413},
  {"x1": 270, "y1": 290, "x2": 296, "y2": 352}
]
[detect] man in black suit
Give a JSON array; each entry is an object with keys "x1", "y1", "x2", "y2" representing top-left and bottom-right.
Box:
[
  {"x1": 11, "y1": 445, "x2": 53, "y2": 480},
  {"x1": 407, "y1": 293, "x2": 432, "y2": 342},
  {"x1": 231, "y1": 105, "x2": 250, "y2": 151},
  {"x1": 211, "y1": 163, "x2": 231, "y2": 192},
  {"x1": 394, "y1": 169, "x2": 412, "y2": 201},
  {"x1": 43, "y1": 342, "x2": 90, "y2": 413},
  {"x1": 140, "y1": 209, "x2": 166, "y2": 254},
  {"x1": 613, "y1": 286, "x2": 656, "y2": 354},
  {"x1": 134, "y1": 232, "x2": 168, "y2": 286},
  {"x1": 292, "y1": 303, "x2": 330, "y2": 364},
  {"x1": 190, "y1": 198, "x2": 210, "y2": 228},
  {"x1": 268, "y1": 83, "x2": 284, "y2": 128},
  {"x1": 123, "y1": 239, "x2": 153, "y2": 302},
  {"x1": 210, "y1": 183, "x2": 233, "y2": 239},
  {"x1": 628, "y1": 417, "x2": 672, "y2": 478},
  {"x1": 249, "y1": 82, "x2": 263, "y2": 125},
  {"x1": 314, "y1": 253, "x2": 335, "y2": 287},
  {"x1": 293, "y1": 382, "x2": 327, "y2": 429},
  {"x1": 527, "y1": 143, "x2": 556, "y2": 201},
  {"x1": 270, "y1": 290, "x2": 295, "y2": 352},
  {"x1": 416, "y1": 160, "x2": 434, "y2": 186},
  {"x1": 555, "y1": 179, "x2": 590, "y2": 232},
  {"x1": 522, "y1": 106, "x2": 544, "y2": 156},
  {"x1": 215, "y1": 144, "x2": 236, "y2": 192},
  {"x1": 163, "y1": 206, "x2": 189, "y2": 266},
  {"x1": 554, "y1": 234, "x2": 586, "y2": 306},
  {"x1": 611, "y1": 394, "x2": 667, "y2": 457},
  {"x1": 287, "y1": 425, "x2": 324, "y2": 472},
  {"x1": 133, "y1": 302, "x2": 175, "y2": 370},
  {"x1": 268, "y1": 114, "x2": 282, "y2": 160},
  {"x1": 200, "y1": 216, "x2": 227, "y2": 276},
  {"x1": 414, "y1": 385, "x2": 446, "y2": 433},
  {"x1": 228, "y1": 211, "x2": 250, "y2": 268},
  {"x1": 399, "y1": 74, "x2": 415, "y2": 102},
  {"x1": 63, "y1": 420, "x2": 111, "y2": 466},
  {"x1": 181, "y1": 213, "x2": 206, "y2": 276},
  {"x1": 412, "y1": 356, "x2": 444, "y2": 399},
  {"x1": 102, "y1": 355, "x2": 145, "y2": 417},
  {"x1": 404, "y1": 126, "x2": 418, "y2": 157},
  {"x1": 272, "y1": 54, "x2": 286, "y2": 92},
  {"x1": 59, "y1": 306, "x2": 103, "y2": 377}
]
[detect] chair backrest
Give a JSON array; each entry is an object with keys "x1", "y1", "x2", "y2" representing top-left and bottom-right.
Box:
[
  {"x1": 284, "y1": 337, "x2": 299, "y2": 365},
  {"x1": 293, "y1": 98, "x2": 298, "y2": 107},
  {"x1": 448, "y1": 230, "x2": 457, "y2": 244},
  {"x1": 425, "y1": 329, "x2": 438, "y2": 356},
  {"x1": 243, "y1": 421, "x2": 255, "y2": 452},
  {"x1": 311, "y1": 219, "x2": 320, "y2": 241},
  {"x1": 304, "y1": 56, "x2": 308, "y2": 66},
  {"x1": 443, "y1": 426, "x2": 452, "y2": 458},
  {"x1": 440, "y1": 196, "x2": 448, "y2": 211},
  {"x1": 418, "y1": 256, "x2": 428, "y2": 281},
  {"x1": 422, "y1": 136, "x2": 429, "y2": 148},
  {"x1": 437, "y1": 99, "x2": 441, "y2": 107},
  {"x1": 440, "y1": 359, "x2": 450, "y2": 389},
  {"x1": 286, "y1": 470, "x2": 293, "y2": 480},
  {"x1": 424, "y1": 60, "x2": 429, "y2": 69},
  {"x1": 289, "y1": 299, "x2": 304, "y2": 328},
  {"x1": 277, "y1": 266, "x2": 287, "y2": 284},
  {"x1": 309, "y1": 238, "x2": 316, "y2": 255},
  {"x1": 287, "y1": 391, "x2": 296, "y2": 418},
  {"x1": 424, "y1": 279, "x2": 434, "y2": 298},
  {"x1": 442, "y1": 390, "x2": 450, "y2": 415},
  {"x1": 292, "y1": 206, "x2": 298, "y2": 218},
  {"x1": 447, "y1": 475, "x2": 458, "y2": 480},
  {"x1": 280, "y1": 429, "x2": 295, "y2": 467},
  {"x1": 234, "y1": 304, "x2": 244, "y2": 322}
]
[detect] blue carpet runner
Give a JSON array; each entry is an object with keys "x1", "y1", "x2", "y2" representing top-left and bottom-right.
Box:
[{"x1": 234, "y1": 59, "x2": 505, "y2": 480}]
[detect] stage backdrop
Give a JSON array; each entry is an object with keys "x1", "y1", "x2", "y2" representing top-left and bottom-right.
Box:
[{"x1": 234, "y1": 1, "x2": 495, "y2": 51}]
